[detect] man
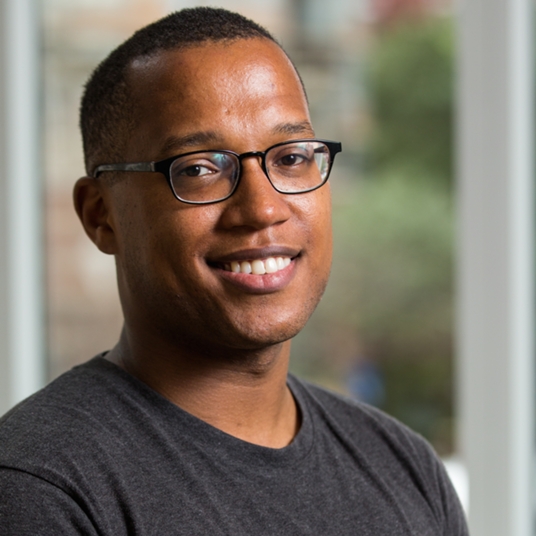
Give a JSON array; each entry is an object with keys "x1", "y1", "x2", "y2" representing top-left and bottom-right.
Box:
[{"x1": 0, "y1": 7, "x2": 468, "y2": 535}]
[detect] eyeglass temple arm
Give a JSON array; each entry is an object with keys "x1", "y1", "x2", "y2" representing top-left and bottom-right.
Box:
[
  {"x1": 326, "y1": 141, "x2": 342, "y2": 157},
  {"x1": 93, "y1": 162, "x2": 155, "y2": 178}
]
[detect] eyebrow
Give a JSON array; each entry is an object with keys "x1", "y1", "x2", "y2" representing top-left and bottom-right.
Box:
[
  {"x1": 157, "y1": 131, "x2": 223, "y2": 159},
  {"x1": 156, "y1": 121, "x2": 315, "y2": 160},
  {"x1": 271, "y1": 121, "x2": 315, "y2": 137}
]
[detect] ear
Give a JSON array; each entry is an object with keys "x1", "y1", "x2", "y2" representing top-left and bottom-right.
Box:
[{"x1": 73, "y1": 177, "x2": 118, "y2": 255}]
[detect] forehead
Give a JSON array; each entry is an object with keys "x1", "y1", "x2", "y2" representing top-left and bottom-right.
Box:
[{"x1": 123, "y1": 39, "x2": 312, "y2": 160}]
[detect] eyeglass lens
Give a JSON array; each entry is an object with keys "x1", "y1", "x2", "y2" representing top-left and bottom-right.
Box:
[{"x1": 169, "y1": 141, "x2": 331, "y2": 203}]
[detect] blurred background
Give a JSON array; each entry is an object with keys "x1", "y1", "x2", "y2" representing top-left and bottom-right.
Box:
[
  {"x1": 44, "y1": 0, "x2": 456, "y2": 454},
  {"x1": 2, "y1": 0, "x2": 535, "y2": 534}
]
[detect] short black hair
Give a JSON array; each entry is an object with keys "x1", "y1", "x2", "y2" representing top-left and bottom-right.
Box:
[{"x1": 80, "y1": 7, "x2": 278, "y2": 175}]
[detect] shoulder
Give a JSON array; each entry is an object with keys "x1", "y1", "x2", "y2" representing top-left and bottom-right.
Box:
[
  {"x1": 290, "y1": 374, "x2": 431, "y2": 453},
  {"x1": 0, "y1": 356, "x2": 137, "y2": 482},
  {"x1": 289, "y1": 376, "x2": 467, "y2": 534},
  {"x1": 0, "y1": 356, "x2": 181, "y2": 534}
]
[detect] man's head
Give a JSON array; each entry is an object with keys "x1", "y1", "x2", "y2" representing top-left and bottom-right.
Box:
[
  {"x1": 74, "y1": 8, "x2": 335, "y2": 358},
  {"x1": 80, "y1": 8, "x2": 280, "y2": 176}
]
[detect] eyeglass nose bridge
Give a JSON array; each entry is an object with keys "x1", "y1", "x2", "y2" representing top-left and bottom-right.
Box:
[
  {"x1": 233, "y1": 149, "x2": 273, "y2": 186},
  {"x1": 237, "y1": 150, "x2": 267, "y2": 170}
]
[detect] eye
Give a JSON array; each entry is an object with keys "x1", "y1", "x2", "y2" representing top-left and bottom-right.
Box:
[
  {"x1": 279, "y1": 153, "x2": 306, "y2": 166},
  {"x1": 272, "y1": 146, "x2": 313, "y2": 168},
  {"x1": 179, "y1": 164, "x2": 215, "y2": 177},
  {"x1": 172, "y1": 153, "x2": 231, "y2": 180}
]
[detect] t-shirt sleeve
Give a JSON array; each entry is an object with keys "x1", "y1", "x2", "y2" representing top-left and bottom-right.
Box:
[
  {"x1": 433, "y1": 457, "x2": 470, "y2": 536},
  {"x1": 410, "y1": 435, "x2": 468, "y2": 536},
  {"x1": 0, "y1": 468, "x2": 99, "y2": 536}
]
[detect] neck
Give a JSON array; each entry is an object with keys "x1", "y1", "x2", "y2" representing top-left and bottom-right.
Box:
[{"x1": 106, "y1": 327, "x2": 299, "y2": 449}]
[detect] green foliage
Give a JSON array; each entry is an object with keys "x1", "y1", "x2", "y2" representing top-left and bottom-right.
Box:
[
  {"x1": 330, "y1": 177, "x2": 452, "y2": 339},
  {"x1": 333, "y1": 176, "x2": 453, "y2": 454},
  {"x1": 367, "y1": 17, "x2": 454, "y2": 186}
]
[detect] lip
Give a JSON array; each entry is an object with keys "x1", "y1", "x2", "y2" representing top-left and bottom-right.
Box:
[{"x1": 207, "y1": 246, "x2": 300, "y2": 294}]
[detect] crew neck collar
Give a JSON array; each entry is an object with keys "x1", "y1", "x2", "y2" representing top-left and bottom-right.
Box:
[{"x1": 82, "y1": 354, "x2": 315, "y2": 470}]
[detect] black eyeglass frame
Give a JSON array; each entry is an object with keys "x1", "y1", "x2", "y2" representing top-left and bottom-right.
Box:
[{"x1": 93, "y1": 138, "x2": 342, "y2": 205}]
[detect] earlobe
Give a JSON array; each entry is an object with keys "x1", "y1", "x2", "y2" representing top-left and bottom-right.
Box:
[{"x1": 73, "y1": 177, "x2": 118, "y2": 255}]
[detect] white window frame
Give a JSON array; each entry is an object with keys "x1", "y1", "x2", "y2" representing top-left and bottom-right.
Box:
[
  {"x1": 0, "y1": 0, "x2": 44, "y2": 414},
  {"x1": 457, "y1": 0, "x2": 535, "y2": 533}
]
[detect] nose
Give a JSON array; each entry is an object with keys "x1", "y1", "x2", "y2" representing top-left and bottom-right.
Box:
[{"x1": 218, "y1": 154, "x2": 292, "y2": 231}]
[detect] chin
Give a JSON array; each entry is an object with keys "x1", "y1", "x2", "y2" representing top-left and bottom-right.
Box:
[
  {"x1": 216, "y1": 280, "x2": 329, "y2": 351},
  {"x1": 222, "y1": 307, "x2": 313, "y2": 351}
]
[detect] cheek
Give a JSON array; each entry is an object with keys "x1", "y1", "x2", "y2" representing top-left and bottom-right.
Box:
[
  {"x1": 113, "y1": 180, "x2": 214, "y2": 251},
  {"x1": 119, "y1": 201, "x2": 223, "y2": 293},
  {"x1": 109, "y1": 188, "x2": 175, "y2": 280},
  {"x1": 299, "y1": 186, "x2": 333, "y2": 263}
]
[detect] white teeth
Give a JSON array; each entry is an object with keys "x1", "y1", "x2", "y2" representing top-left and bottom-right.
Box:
[
  {"x1": 265, "y1": 257, "x2": 278, "y2": 273},
  {"x1": 222, "y1": 256, "x2": 293, "y2": 275},
  {"x1": 251, "y1": 260, "x2": 266, "y2": 275},
  {"x1": 240, "y1": 261, "x2": 252, "y2": 274}
]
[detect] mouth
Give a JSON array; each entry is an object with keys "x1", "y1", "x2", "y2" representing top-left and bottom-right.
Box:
[
  {"x1": 206, "y1": 248, "x2": 299, "y2": 293},
  {"x1": 222, "y1": 256, "x2": 292, "y2": 275}
]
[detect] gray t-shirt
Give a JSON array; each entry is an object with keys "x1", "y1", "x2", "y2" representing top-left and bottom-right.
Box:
[{"x1": 0, "y1": 356, "x2": 468, "y2": 535}]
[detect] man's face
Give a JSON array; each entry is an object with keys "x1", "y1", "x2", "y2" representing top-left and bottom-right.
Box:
[{"x1": 104, "y1": 38, "x2": 333, "y2": 353}]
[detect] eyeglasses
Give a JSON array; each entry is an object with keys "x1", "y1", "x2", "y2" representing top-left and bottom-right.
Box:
[{"x1": 93, "y1": 139, "x2": 342, "y2": 205}]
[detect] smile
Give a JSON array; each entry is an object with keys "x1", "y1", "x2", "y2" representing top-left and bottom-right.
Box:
[{"x1": 223, "y1": 257, "x2": 292, "y2": 275}]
